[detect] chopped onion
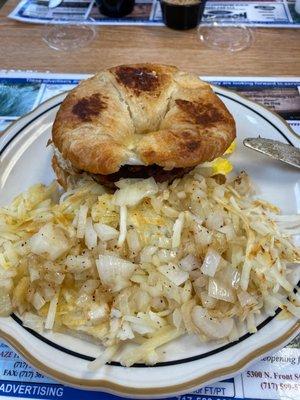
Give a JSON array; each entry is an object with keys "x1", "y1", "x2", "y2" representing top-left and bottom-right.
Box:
[
  {"x1": 150, "y1": 296, "x2": 166, "y2": 311},
  {"x1": 126, "y1": 229, "x2": 141, "y2": 255},
  {"x1": 162, "y1": 205, "x2": 179, "y2": 218},
  {"x1": 65, "y1": 254, "x2": 92, "y2": 272},
  {"x1": 76, "y1": 293, "x2": 91, "y2": 307},
  {"x1": 264, "y1": 296, "x2": 280, "y2": 316},
  {"x1": 180, "y1": 300, "x2": 196, "y2": 334},
  {"x1": 3, "y1": 241, "x2": 18, "y2": 266},
  {"x1": 142, "y1": 283, "x2": 163, "y2": 298},
  {"x1": 179, "y1": 254, "x2": 200, "y2": 272},
  {"x1": 114, "y1": 178, "x2": 158, "y2": 207},
  {"x1": 96, "y1": 254, "x2": 135, "y2": 291},
  {"x1": 29, "y1": 223, "x2": 69, "y2": 261},
  {"x1": 286, "y1": 301, "x2": 300, "y2": 318},
  {"x1": 240, "y1": 259, "x2": 252, "y2": 291},
  {"x1": 194, "y1": 225, "x2": 212, "y2": 247},
  {"x1": 0, "y1": 278, "x2": 13, "y2": 291},
  {"x1": 200, "y1": 291, "x2": 218, "y2": 309},
  {"x1": 213, "y1": 185, "x2": 225, "y2": 199},
  {"x1": 157, "y1": 249, "x2": 175, "y2": 263},
  {"x1": 156, "y1": 236, "x2": 171, "y2": 249},
  {"x1": 15, "y1": 240, "x2": 30, "y2": 256},
  {"x1": 220, "y1": 265, "x2": 241, "y2": 289},
  {"x1": 120, "y1": 326, "x2": 181, "y2": 367},
  {"x1": 117, "y1": 205, "x2": 127, "y2": 247},
  {"x1": 134, "y1": 290, "x2": 151, "y2": 311},
  {"x1": 228, "y1": 321, "x2": 240, "y2": 342},
  {"x1": 246, "y1": 313, "x2": 257, "y2": 333},
  {"x1": 117, "y1": 321, "x2": 135, "y2": 340},
  {"x1": 32, "y1": 292, "x2": 46, "y2": 310},
  {"x1": 76, "y1": 204, "x2": 89, "y2": 238},
  {"x1": 177, "y1": 191, "x2": 186, "y2": 199},
  {"x1": 237, "y1": 291, "x2": 257, "y2": 307},
  {"x1": 140, "y1": 246, "x2": 157, "y2": 263},
  {"x1": 88, "y1": 345, "x2": 118, "y2": 371},
  {"x1": 149, "y1": 311, "x2": 166, "y2": 328},
  {"x1": 41, "y1": 285, "x2": 56, "y2": 302},
  {"x1": 206, "y1": 212, "x2": 224, "y2": 230},
  {"x1": 192, "y1": 306, "x2": 233, "y2": 339},
  {"x1": 217, "y1": 225, "x2": 235, "y2": 240},
  {"x1": 201, "y1": 249, "x2": 221, "y2": 277},
  {"x1": 172, "y1": 212, "x2": 185, "y2": 248},
  {"x1": 29, "y1": 267, "x2": 40, "y2": 282},
  {"x1": 250, "y1": 221, "x2": 271, "y2": 236},
  {"x1": 269, "y1": 265, "x2": 293, "y2": 292},
  {"x1": 145, "y1": 350, "x2": 159, "y2": 365},
  {"x1": 79, "y1": 279, "x2": 99, "y2": 295},
  {"x1": 0, "y1": 291, "x2": 12, "y2": 316},
  {"x1": 45, "y1": 292, "x2": 59, "y2": 330},
  {"x1": 158, "y1": 264, "x2": 189, "y2": 286},
  {"x1": 172, "y1": 308, "x2": 183, "y2": 329},
  {"x1": 88, "y1": 304, "x2": 109, "y2": 322},
  {"x1": 23, "y1": 312, "x2": 44, "y2": 333},
  {"x1": 124, "y1": 315, "x2": 155, "y2": 334},
  {"x1": 84, "y1": 218, "x2": 97, "y2": 249},
  {"x1": 189, "y1": 269, "x2": 204, "y2": 280},
  {"x1": 208, "y1": 278, "x2": 236, "y2": 303},
  {"x1": 0, "y1": 268, "x2": 16, "y2": 279},
  {"x1": 181, "y1": 280, "x2": 192, "y2": 303},
  {"x1": 110, "y1": 308, "x2": 122, "y2": 318},
  {"x1": 94, "y1": 223, "x2": 119, "y2": 242},
  {"x1": 193, "y1": 275, "x2": 208, "y2": 297},
  {"x1": 45, "y1": 271, "x2": 64, "y2": 285}
]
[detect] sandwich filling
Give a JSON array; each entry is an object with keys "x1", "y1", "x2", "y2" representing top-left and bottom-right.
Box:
[{"x1": 52, "y1": 145, "x2": 193, "y2": 189}]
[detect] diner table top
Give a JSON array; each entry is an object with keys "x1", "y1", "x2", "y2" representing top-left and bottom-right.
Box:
[{"x1": 1, "y1": 0, "x2": 300, "y2": 77}]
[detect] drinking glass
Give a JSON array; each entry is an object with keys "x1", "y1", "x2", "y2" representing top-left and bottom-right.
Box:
[
  {"x1": 42, "y1": 18, "x2": 97, "y2": 52},
  {"x1": 198, "y1": 13, "x2": 253, "y2": 52}
]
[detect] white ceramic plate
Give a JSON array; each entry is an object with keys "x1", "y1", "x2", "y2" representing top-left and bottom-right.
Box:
[{"x1": 0, "y1": 87, "x2": 299, "y2": 399}]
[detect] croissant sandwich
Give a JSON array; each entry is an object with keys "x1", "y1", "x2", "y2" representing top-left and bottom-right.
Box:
[{"x1": 51, "y1": 64, "x2": 236, "y2": 188}]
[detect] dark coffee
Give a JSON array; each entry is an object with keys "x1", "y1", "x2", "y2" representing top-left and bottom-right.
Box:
[
  {"x1": 160, "y1": 0, "x2": 206, "y2": 30},
  {"x1": 96, "y1": 0, "x2": 135, "y2": 18}
]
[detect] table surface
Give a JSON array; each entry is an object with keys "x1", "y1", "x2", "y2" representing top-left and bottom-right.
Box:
[{"x1": 1, "y1": 0, "x2": 300, "y2": 76}]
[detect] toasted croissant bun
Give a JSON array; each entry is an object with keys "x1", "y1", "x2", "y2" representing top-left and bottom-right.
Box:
[{"x1": 52, "y1": 64, "x2": 235, "y2": 185}]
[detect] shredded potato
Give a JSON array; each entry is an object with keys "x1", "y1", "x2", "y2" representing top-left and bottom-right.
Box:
[{"x1": 0, "y1": 166, "x2": 299, "y2": 367}]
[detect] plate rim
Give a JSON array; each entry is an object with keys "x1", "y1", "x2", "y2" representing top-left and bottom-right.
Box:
[
  {"x1": 0, "y1": 86, "x2": 299, "y2": 397},
  {"x1": 0, "y1": 321, "x2": 299, "y2": 397}
]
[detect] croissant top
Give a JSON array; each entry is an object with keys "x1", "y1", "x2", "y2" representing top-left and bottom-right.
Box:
[{"x1": 52, "y1": 63, "x2": 236, "y2": 175}]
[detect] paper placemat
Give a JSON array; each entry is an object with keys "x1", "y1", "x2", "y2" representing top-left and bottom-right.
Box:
[
  {"x1": 1, "y1": 72, "x2": 299, "y2": 135},
  {"x1": 0, "y1": 70, "x2": 299, "y2": 400},
  {"x1": 8, "y1": 0, "x2": 300, "y2": 28}
]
